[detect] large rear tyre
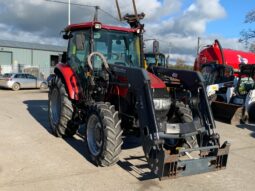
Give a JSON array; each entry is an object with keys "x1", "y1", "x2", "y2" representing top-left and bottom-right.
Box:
[
  {"x1": 48, "y1": 76, "x2": 77, "y2": 137},
  {"x1": 86, "y1": 102, "x2": 123, "y2": 166}
]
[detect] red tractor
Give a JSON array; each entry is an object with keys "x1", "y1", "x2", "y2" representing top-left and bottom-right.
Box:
[{"x1": 48, "y1": 1, "x2": 230, "y2": 179}]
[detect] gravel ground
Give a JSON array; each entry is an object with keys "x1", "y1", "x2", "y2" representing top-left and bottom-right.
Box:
[{"x1": 0, "y1": 89, "x2": 254, "y2": 191}]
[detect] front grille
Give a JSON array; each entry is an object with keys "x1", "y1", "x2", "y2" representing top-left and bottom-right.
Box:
[{"x1": 152, "y1": 88, "x2": 169, "y2": 99}]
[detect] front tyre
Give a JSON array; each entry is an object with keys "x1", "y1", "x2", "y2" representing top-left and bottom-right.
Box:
[
  {"x1": 86, "y1": 102, "x2": 123, "y2": 166},
  {"x1": 48, "y1": 76, "x2": 77, "y2": 137}
]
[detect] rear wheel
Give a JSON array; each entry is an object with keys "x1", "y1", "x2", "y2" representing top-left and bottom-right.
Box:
[
  {"x1": 86, "y1": 102, "x2": 123, "y2": 166},
  {"x1": 12, "y1": 83, "x2": 20, "y2": 91},
  {"x1": 48, "y1": 76, "x2": 77, "y2": 137},
  {"x1": 40, "y1": 82, "x2": 47, "y2": 89}
]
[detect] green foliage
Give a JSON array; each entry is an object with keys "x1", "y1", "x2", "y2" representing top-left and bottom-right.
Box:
[
  {"x1": 168, "y1": 64, "x2": 193, "y2": 70},
  {"x1": 167, "y1": 58, "x2": 193, "y2": 70},
  {"x1": 240, "y1": 9, "x2": 255, "y2": 48}
]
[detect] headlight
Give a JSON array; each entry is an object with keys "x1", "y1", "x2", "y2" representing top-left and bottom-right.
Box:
[{"x1": 153, "y1": 98, "x2": 171, "y2": 111}]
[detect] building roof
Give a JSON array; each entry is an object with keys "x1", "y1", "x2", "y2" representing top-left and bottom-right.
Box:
[{"x1": 0, "y1": 39, "x2": 66, "y2": 52}]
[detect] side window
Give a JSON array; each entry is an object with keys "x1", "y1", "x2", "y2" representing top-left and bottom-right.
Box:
[
  {"x1": 21, "y1": 74, "x2": 27, "y2": 79},
  {"x1": 14, "y1": 74, "x2": 23, "y2": 78},
  {"x1": 27, "y1": 74, "x2": 36, "y2": 79}
]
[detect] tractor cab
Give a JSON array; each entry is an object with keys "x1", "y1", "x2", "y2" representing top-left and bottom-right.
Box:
[
  {"x1": 201, "y1": 62, "x2": 234, "y2": 86},
  {"x1": 144, "y1": 52, "x2": 166, "y2": 68},
  {"x1": 62, "y1": 21, "x2": 143, "y2": 93},
  {"x1": 64, "y1": 22, "x2": 141, "y2": 67}
]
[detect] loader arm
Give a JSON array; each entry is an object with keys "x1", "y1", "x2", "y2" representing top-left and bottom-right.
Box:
[{"x1": 109, "y1": 65, "x2": 230, "y2": 179}]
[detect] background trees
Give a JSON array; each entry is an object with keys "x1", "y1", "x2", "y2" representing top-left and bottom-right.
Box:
[{"x1": 240, "y1": 9, "x2": 255, "y2": 52}]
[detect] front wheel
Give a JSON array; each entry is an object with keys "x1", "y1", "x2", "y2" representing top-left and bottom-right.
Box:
[{"x1": 86, "y1": 102, "x2": 123, "y2": 166}]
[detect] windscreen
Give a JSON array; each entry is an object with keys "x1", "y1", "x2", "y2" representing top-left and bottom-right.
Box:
[
  {"x1": 145, "y1": 54, "x2": 165, "y2": 67},
  {"x1": 93, "y1": 29, "x2": 141, "y2": 69}
]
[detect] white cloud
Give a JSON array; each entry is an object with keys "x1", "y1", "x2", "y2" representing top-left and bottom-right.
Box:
[{"x1": 0, "y1": 0, "x2": 246, "y2": 66}]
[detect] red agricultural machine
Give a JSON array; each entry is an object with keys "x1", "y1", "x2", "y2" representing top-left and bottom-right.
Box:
[
  {"x1": 195, "y1": 40, "x2": 255, "y2": 124},
  {"x1": 194, "y1": 39, "x2": 255, "y2": 72},
  {"x1": 48, "y1": 1, "x2": 230, "y2": 179}
]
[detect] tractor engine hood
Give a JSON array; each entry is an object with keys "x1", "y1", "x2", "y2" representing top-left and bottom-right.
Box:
[
  {"x1": 147, "y1": 72, "x2": 170, "y2": 120},
  {"x1": 147, "y1": 72, "x2": 166, "y2": 89}
]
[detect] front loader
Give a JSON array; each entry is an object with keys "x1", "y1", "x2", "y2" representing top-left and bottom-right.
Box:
[{"x1": 48, "y1": 0, "x2": 230, "y2": 180}]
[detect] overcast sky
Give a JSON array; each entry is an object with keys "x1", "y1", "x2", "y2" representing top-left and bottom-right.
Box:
[{"x1": 0, "y1": 0, "x2": 254, "y2": 65}]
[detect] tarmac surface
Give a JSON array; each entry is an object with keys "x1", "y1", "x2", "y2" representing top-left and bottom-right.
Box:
[{"x1": 0, "y1": 89, "x2": 254, "y2": 191}]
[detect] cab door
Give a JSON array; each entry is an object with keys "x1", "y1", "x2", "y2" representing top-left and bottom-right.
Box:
[{"x1": 67, "y1": 30, "x2": 90, "y2": 91}]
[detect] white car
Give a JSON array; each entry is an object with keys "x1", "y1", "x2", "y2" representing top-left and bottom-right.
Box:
[{"x1": 0, "y1": 73, "x2": 47, "y2": 91}]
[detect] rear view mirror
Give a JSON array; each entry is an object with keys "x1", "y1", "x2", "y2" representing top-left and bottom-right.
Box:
[
  {"x1": 76, "y1": 33, "x2": 85, "y2": 51},
  {"x1": 63, "y1": 32, "x2": 73, "y2": 40}
]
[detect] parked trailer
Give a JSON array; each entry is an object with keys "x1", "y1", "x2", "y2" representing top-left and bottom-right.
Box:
[{"x1": 194, "y1": 39, "x2": 255, "y2": 72}]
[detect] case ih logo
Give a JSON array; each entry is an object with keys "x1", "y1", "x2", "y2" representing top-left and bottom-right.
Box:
[{"x1": 238, "y1": 55, "x2": 248, "y2": 64}]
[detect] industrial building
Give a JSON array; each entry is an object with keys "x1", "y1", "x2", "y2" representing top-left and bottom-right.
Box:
[{"x1": 0, "y1": 39, "x2": 66, "y2": 79}]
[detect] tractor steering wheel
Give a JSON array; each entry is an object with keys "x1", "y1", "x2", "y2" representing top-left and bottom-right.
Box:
[{"x1": 87, "y1": 52, "x2": 110, "y2": 73}]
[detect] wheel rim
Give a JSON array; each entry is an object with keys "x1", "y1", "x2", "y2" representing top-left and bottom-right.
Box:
[
  {"x1": 13, "y1": 83, "x2": 19, "y2": 90},
  {"x1": 50, "y1": 88, "x2": 61, "y2": 125},
  {"x1": 41, "y1": 83, "x2": 47, "y2": 89},
  {"x1": 87, "y1": 114, "x2": 103, "y2": 156}
]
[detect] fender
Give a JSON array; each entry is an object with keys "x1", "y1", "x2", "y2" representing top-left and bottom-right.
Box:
[{"x1": 54, "y1": 63, "x2": 79, "y2": 100}]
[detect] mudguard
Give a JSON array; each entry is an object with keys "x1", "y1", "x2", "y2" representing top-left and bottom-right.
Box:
[{"x1": 54, "y1": 63, "x2": 79, "y2": 100}]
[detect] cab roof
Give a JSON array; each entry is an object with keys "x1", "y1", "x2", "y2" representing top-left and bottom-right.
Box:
[{"x1": 65, "y1": 21, "x2": 138, "y2": 33}]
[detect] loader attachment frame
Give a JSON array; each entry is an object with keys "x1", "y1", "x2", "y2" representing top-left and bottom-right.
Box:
[{"x1": 109, "y1": 65, "x2": 230, "y2": 179}]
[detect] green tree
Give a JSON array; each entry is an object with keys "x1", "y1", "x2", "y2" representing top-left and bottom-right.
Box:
[
  {"x1": 176, "y1": 58, "x2": 185, "y2": 67},
  {"x1": 240, "y1": 9, "x2": 255, "y2": 49},
  {"x1": 167, "y1": 58, "x2": 193, "y2": 70}
]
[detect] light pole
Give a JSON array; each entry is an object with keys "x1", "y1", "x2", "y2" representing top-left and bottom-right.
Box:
[
  {"x1": 68, "y1": 0, "x2": 71, "y2": 25},
  {"x1": 168, "y1": 42, "x2": 172, "y2": 65}
]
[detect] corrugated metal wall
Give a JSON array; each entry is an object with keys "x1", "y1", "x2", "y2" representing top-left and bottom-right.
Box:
[{"x1": 0, "y1": 47, "x2": 63, "y2": 78}]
